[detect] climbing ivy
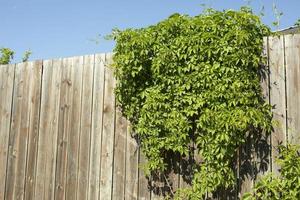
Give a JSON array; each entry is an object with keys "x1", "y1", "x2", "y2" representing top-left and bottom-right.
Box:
[
  {"x1": 111, "y1": 7, "x2": 272, "y2": 199},
  {"x1": 243, "y1": 144, "x2": 300, "y2": 200}
]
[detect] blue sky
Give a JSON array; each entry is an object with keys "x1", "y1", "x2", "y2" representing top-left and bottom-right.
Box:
[{"x1": 1, "y1": 0, "x2": 299, "y2": 62}]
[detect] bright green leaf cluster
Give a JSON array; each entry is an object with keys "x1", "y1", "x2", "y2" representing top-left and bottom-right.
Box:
[
  {"x1": 112, "y1": 8, "x2": 272, "y2": 199},
  {"x1": 0, "y1": 48, "x2": 14, "y2": 65},
  {"x1": 243, "y1": 144, "x2": 300, "y2": 200}
]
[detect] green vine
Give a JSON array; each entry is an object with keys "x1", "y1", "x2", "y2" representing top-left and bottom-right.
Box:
[
  {"x1": 111, "y1": 7, "x2": 272, "y2": 199},
  {"x1": 243, "y1": 144, "x2": 300, "y2": 200}
]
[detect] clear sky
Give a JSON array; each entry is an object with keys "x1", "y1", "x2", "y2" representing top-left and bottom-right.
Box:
[{"x1": 1, "y1": 0, "x2": 299, "y2": 62}]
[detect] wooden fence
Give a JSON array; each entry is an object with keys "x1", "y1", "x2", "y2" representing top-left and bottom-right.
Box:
[{"x1": 0, "y1": 33, "x2": 299, "y2": 200}]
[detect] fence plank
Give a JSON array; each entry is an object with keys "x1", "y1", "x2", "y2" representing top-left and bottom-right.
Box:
[
  {"x1": 138, "y1": 150, "x2": 151, "y2": 200},
  {"x1": 55, "y1": 57, "x2": 73, "y2": 200},
  {"x1": 77, "y1": 55, "x2": 94, "y2": 200},
  {"x1": 269, "y1": 35, "x2": 286, "y2": 174},
  {"x1": 34, "y1": 59, "x2": 62, "y2": 200},
  {"x1": 285, "y1": 34, "x2": 300, "y2": 144},
  {"x1": 65, "y1": 56, "x2": 84, "y2": 200},
  {"x1": 88, "y1": 53, "x2": 105, "y2": 200},
  {"x1": 112, "y1": 108, "x2": 127, "y2": 200},
  {"x1": 253, "y1": 37, "x2": 271, "y2": 185},
  {"x1": 239, "y1": 135, "x2": 254, "y2": 198},
  {"x1": 5, "y1": 61, "x2": 42, "y2": 200},
  {"x1": 0, "y1": 64, "x2": 15, "y2": 200},
  {"x1": 23, "y1": 61, "x2": 43, "y2": 200},
  {"x1": 125, "y1": 124, "x2": 139, "y2": 200},
  {"x1": 99, "y1": 53, "x2": 116, "y2": 200}
]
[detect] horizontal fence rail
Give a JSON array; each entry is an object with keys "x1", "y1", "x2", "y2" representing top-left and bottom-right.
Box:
[{"x1": 0, "y1": 34, "x2": 300, "y2": 200}]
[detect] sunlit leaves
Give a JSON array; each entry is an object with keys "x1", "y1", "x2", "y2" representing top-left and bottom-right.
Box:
[
  {"x1": 243, "y1": 144, "x2": 300, "y2": 200},
  {"x1": 112, "y1": 8, "x2": 272, "y2": 199}
]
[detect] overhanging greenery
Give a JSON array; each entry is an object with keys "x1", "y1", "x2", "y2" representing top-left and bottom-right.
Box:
[{"x1": 111, "y1": 7, "x2": 272, "y2": 199}]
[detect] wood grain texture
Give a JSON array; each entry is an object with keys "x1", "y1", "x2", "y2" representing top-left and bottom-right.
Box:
[
  {"x1": 88, "y1": 53, "x2": 105, "y2": 200},
  {"x1": 100, "y1": 53, "x2": 116, "y2": 200},
  {"x1": 138, "y1": 150, "x2": 151, "y2": 200},
  {"x1": 76, "y1": 55, "x2": 94, "y2": 200},
  {"x1": 112, "y1": 108, "x2": 127, "y2": 200},
  {"x1": 5, "y1": 61, "x2": 42, "y2": 200},
  {"x1": 125, "y1": 124, "x2": 139, "y2": 200},
  {"x1": 23, "y1": 61, "x2": 43, "y2": 200},
  {"x1": 285, "y1": 34, "x2": 300, "y2": 145},
  {"x1": 55, "y1": 57, "x2": 73, "y2": 200},
  {"x1": 253, "y1": 37, "x2": 271, "y2": 184},
  {"x1": 35, "y1": 59, "x2": 62, "y2": 200},
  {"x1": 65, "y1": 56, "x2": 84, "y2": 200},
  {"x1": 0, "y1": 64, "x2": 15, "y2": 200},
  {"x1": 239, "y1": 135, "x2": 254, "y2": 198},
  {"x1": 269, "y1": 35, "x2": 287, "y2": 174}
]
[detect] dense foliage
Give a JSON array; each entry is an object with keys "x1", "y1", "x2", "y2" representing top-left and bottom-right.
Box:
[
  {"x1": 111, "y1": 8, "x2": 272, "y2": 199},
  {"x1": 243, "y1": 144, "x2": 300, "y2": 200}
]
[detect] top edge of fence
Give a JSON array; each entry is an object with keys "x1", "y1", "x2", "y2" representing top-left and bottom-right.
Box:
[
  {"x1": 0, "y1": 52, "x2": 113, "y2": 66},
  {"x1": 273, "y1": 26, "x2": 300, "y2": 36}
]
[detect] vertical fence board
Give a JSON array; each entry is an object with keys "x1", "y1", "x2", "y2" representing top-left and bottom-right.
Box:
[
  {"x1": 112, "y1": 109, "x2": 127, "y2": 200},
  {"x1": 239, "y1": 135, "x2": 254, "y2": 198},
  {"x1": 5, "y1": 62, "x2": 28, "y2": 200},
  {"x1": 269, "y1": 35, "x2": 286, "y2": 174},
  {"x1": 99, "y1": 53, "x2": 116, "y2": 200},
  {"x1": 253, "y1": 37, "x2": 271, "y2": 185},
  {"x1": 88, "y1": 54, "x2": 105, "y2": 200},
  {"x1": 125, "y1": 124, "x2": 139, "y2": 200},
  {"x1": 55, "y1": 57, "x2": 73, "y2": 200},
  {"x1": 5, "y1": 61, "x2": 42, "y2": 200},
  {"x1": 35, "y1": 59, "x2": 62, "y2": 200},
  {"x1": 0, "y1": 64, "x2": 15, "y2": 200},
  {"x1": 23, "y1": 61, "x2": 43, "y2": 200},
  {"x1": 138, "y1": 150, "x2": 151, "y2": 200},
  {"x1": 65, "y1": 56, "x2": 84, "y2": 200},
  {"x1": 77, "y1": 55, "x2": 94, "y2": 200},
  {"x1": 179, "y1": 153, "x2": 192, "y2": 191},
  {"x1": 285, "y1": 34, "x2": 300, "y2": 144}
]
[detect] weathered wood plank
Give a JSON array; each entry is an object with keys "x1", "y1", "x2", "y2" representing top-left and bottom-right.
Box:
[
  {"x1": 269, "y1": 35, "x2": 286, "y2": 174},
  {"x1": 239, "y1": 135, "x2": 254, "y2": 198},
  {"x1": 5, "y1": 61, "x2": 42, "y2": 200},
  {"x1": 138, "y1": 150, "x2": 151, "y2": 200},
  {"x1": 65, "y1": 56, "x2": 84, "y2": 200},
  {"x1": 99, "y1": 53, "x2": 116, "y2": 200},
  {"x1": 5, "y1": 62, "x2": 28, "y2": 200},
  {"x1": 23, "y1": 61, "x2": 43, "y2": 200},
  {"x1": 0, "y1": 64, "x2": 15, "y2": 200},
  {"x1": 285, "y1": 34, "x2": 300, "y2": 145},
  {"x1": 167, "y1": 152, "x2": 180, "y2": 198},
  {"x1": 55, "y1": 57, "x2": 73, "y2": 200},
  {"x1": 112, "y1": 108, "x2": 127, "y2": 200},
  {"x1": 88, "y1": 53, "x2": 105, "y2": 200},
  {"x1": 77, "y1": 55, "x2": 94, "y2": 200},
  {"x1": 253, "y1": 37, "x2": 271, "y2": 185},
  {"x1": 179, "y1": 151, "x2": 192, "y2": 191},
  {"x1": 125, "y1": 124, "x2": 139, "y2": 200},
  {"x1": 35, "y1": 59, "x2": 62, "y2": 200},
  {"x1": 34, "y1": 60, "x2": 61, "y2": 199}
]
